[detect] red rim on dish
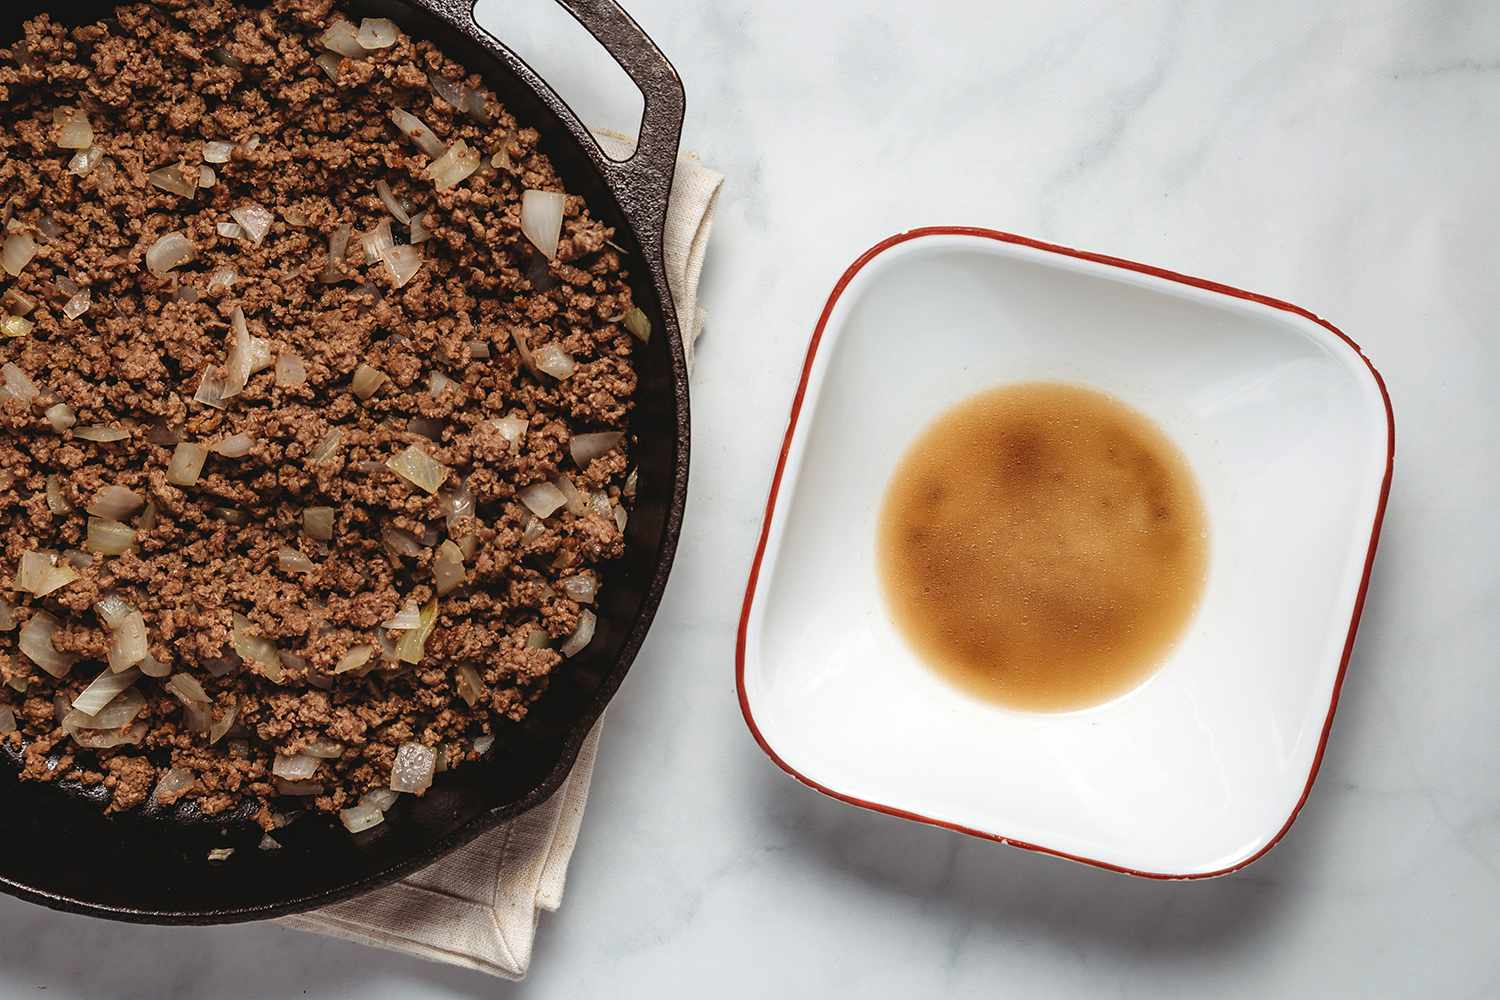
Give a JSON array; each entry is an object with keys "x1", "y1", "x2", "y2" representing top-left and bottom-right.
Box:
[{"x1": 735, "y1": 226, "x2": 1395, "y2": 880}]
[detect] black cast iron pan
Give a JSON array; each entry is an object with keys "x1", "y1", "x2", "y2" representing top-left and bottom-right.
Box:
[{"x1": 0, "y1": 0, "x2": 688, "y2": 923}]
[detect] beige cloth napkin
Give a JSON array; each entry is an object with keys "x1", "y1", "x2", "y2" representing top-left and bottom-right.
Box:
[{"x1": 277, "y1": 139, "x2": 723, "y2": 980}]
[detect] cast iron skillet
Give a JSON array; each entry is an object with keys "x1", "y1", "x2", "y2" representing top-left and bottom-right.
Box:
[{"x1": 0, "y1": 0, "x2": 688, "y2": 922}]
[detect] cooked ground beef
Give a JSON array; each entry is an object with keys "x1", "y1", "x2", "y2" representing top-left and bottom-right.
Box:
[{"x1": 0, "y1": 0, "x2": 643, "y2": 830}]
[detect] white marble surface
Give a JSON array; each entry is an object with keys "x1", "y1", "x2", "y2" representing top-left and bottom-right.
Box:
[{"x1": 2, "y1": 0, "x2": 1498, "y2": 996}]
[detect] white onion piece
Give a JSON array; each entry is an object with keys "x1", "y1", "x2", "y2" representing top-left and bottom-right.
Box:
[
  {"x1": 555, "y1": 474, "x2": 586, "y2": 516},
  {"x1": 389, "y1": 742, "x2": 437, "y2": 794},
  {"x1": 334, "y1": 644, "x2": 375, "y2": 674},
  {"x1": 145, "y1": 232, "x2": 194, "y2": 275},
  {"x1": 382, "y1": 525, "x2": 424, "y2": 558},
  {"x1": 408, "y1": 211, "x2": 433, "y2": 243},
  {"x1": 520, "y1": 190, "x2": 565, "y2": 259},
  {"x1": 560, "y1": 573, "x2": 597, "y2": 605},
  {"x1": 15, "y1": 551, "x2": 78, "y2": 596},
  {"x1": 493, "y1": 416, "x2": 528, "y2": 452},
  {"x1": 216, "y1": 221, "x2": 243, "y2": 240},
  {"x1": 309, "y1": 428, "x2": 343, "y2": 463},
  {"x1": 389, "y1": 108, "x2": 446, "y2": 158},
  {"x1": 394, "y1": 599, "x2": 437, "y2": 664},
  {"x1": 560, "y1": 609, "x2": 597, "y2": 658},
  {"x1": 20, "y1": 611, "x2": 76, "y2": 677},
  {"x1": 1, "y1": 315, "x2": 34, "y2": 339},
  {"x1": 316, "y1": 52, "x2": 342, "y2": 80},
  {"x1": 320, "y1": 20, "x2": 367, "y2": 58},
  {"x1": 86, "y1": 484, "x2": 144, "y2": 520},
  {"x1": 474, "y1": 734, "x2": 496, "y2": 754},
  {"x1": 55, "y1": 107, "x2": 93, "y2": 149},
  {"x1": 356, "y1": 17, "x2": 400, "y2": 48},
  {"x1": 427, "y1": 370, "x2": 455, "y2": 397},
  {"x1": 623, "y1": 307, "x2": 652, "y2": 342},
  {"x1": 240, "y1": 135, "x2": 261, "y2": 154},
  {"x1": 62, "y1": 289, "x2": 91, "y2": 320},
  {"x1": 533, "y1": 343, "x2": 576, "y2": 380},
  {"x1": 149, "y1": 163, "x2": 197, "y2": 198},
  {"x1": 73, "y1": 667, "x2": 140, "y2": 715},
  {"x1": 231, "y1": 613, "x2": 282, "y2": 675},
  {"x1": 426, "y1": 139, "x2": 480, "y2": 191},
  {"x1": 107, "y1": 611, "x2": 148, "y2": 672},
  {"x1": 303, "y1": 738, "x2": 344, "y2": 759},
  {"x1": 153, "y1": 767, "x2": 196, "y2": 804},
  {"x1": 277, "y1": 546, "x2": 315, "y2": 574},
  {"x1": 74, "y1": 425, "x2": 130, "y2": 443},
  {"x1": 340, "y1": 802, "x2": 385, "y2": 833},
  {"x1": 350, "y1": 363, "x2": 387, "y2": 401},
  {"x1": 203, "y1": 141, "x2": 235, "y2": 163},
  {"x1": 199, "y1": 165, "x2": 216, "y2": 189},
  {"x1": 139, "y1": 649, "x2": 170, "y2": 678},
  {"x1": 275, "y1": 352, "x2": 307, "y2": 388},
  {"x1": 519, "y1": 481, "x2": 566, "y2": 518},
  {"x1": 224, "y1": 308, "x2": 252, "y2": 396},
  {"x1": 167, "y1": 442, "x2": 208, "y2": 485},
  {"x1": 433, "y1": 540, "x2": 466, "y2": 595},
  {"x1": 2, "y1": 233, "x2": 36, "y2": 277},
  {"x1": 427, "y1": 73, "x2": 467, "y2": 110},
  {"x1": 376, "y1": 179, "x2": 410, "y2": 224},
  {"x1": 72, "y1": 721, "x2": 147, "y2": 748},
  {"x1": 231, "y1": 202, "x2": 274, "y2": 246},
  {"x1": 273, "y1": 753, "x2": 319, "y2": 780},
  {"x1": 66, "y1": 686, "x2": 145, "y2": 732},
  {"x1": 2, "y1": 362, "x2": 38, "y2": 402},
  {"x1": 382, "y1": 601, "x2": 422, "y2": 630},
  {"x1": 380, "y1": 244, "x2": 423, "y2": 288},
  {"x1": 44, "y1": 403, "x2": 76, "y2": 432},
  {"x1": 165, "y1": 672, "x2": 210, "y2": 706},
  {"x1": 211, "y1": 433, "x2": 255, "y2": 458},
  {"x1": 303, "y1": 506, "x2": 335, "y2": 540},
  {"x1": 361, "y1": 788, "x2": 399, "y2": 812},
  {"x1": 194, "y1": 367, "x2": 227, "y2": 410},
  {"x1": 570, "y1": 431, "x2": 623, "y2": 469},
  {"x1": 45, "y1": 476, "x2": 72, "y2": 514},
  {"x1": 68, "y1": 146, "x2": 103, "y2": 176},
  {"x1": 360, "y1": 218, "x2": 394, "y2": 262},
  {"x1": 206, "y1": 266, "x2": 238, "y2": 293},
  {"x1": 94, "y1": 593, "x2": 132, "y2": 628},
  {"x1": 86, "y1": 517, "x2": 136, "y2": 555},
  {"x1": 387, "y1": 443, "x2": 449, "y2": 494}
]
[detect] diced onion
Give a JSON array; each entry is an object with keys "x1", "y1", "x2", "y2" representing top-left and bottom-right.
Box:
[
  {"x1": 433, "y1": 540, "x2": 466, "y2": 595},
  {"x1": 533, "y1": 343, "x2": 576, "y2": 380},
  {"x1": 231, "y1": 202, "x2": 274, "y2": 246},
  {"x1": 149, "y1": 163, "x2": 198, "y2": 198},
  {"x1": 320, "y1": 19, "x2": 367, "y2": 58},
  {"x1": 94, "y1": 593, "x2": 132, "y2": 628},
  {"x1": 2, "y1": 233, "x2": 37, "y2": 277},
  {"x1": 520, "y1": 190, "x2": 565, "y2": 259},
  {"x1": 15, "y1": 551, "x2": 78, "y2": 596},
  {"x1": 376, "y1": 179, "x2": 410, "y2": 224},
  {"x1": 207, "y1": 266, "x2": 238, "y2": 293},
  {"x1": 340, "y1": 802, "x2": 385, "y2": 833},
  {"x1": 382, "y1": 601, "x2": 422, "y2": 630},
  {"x1": 316, "y1": 52, "x2": 342, "y2": 80},
  {"x1": 493, "y1": 416, "x2": 528, "y2": 452},
  {"x1": 560, "y1": 573, "x2": 597, "y2": 605},
  {"x1": 382, "y1": 525, "x2": 424, "y2": 558},
  {"x1": 359, "y1": 218, "x2": 394, "y2": 262},
  {"x1": 2, "y1": 362, "x2": 38, "y2": 402},
  {"x1": 351, "y1": 363, "x2": 387, "y2": 400},
  {"x1": 68, "y1": 146, "x2": 103, "y2": 176},
  {"x1": 555, "y1": 474, "x2": 587, "y2": 515},
  {"x1": 408, "y1": 211, "x2": 433, "y2": 243},
  {"x1": 74, "y1": 425, "x2": 131, "y2": 442},
  {"x1": 474, "y1": 734, "x2": 496, "y2": 754},
  {"x1": 45, "y1": 403, "x2": 76, "y2": 431},
  {"x1": 334, "y1": 644, "x2": 375, "y2": 674},
  {"x1": 389, "y1": 108, "x2": 446, "y2": 158},
  {"x1": 216, "y1": 222, "x2": 243, "y2": 240},
  {"x1": 86, "y1": 484, "x2": 144, "y2": 520},
  {"x1": 518, "y1": 481, "x2": 566, "y2": 518},
  {"x1": 199, "y1": 165, "x2": 216, "y2": 189},
  {"x1": 426, "y1": 139, "x2": 481, "y2": 191},
  {"x1": 203, "y1": 141, "x2": 235, "y2": 163},
  {"x1": 1, "y1": 315, "x2": 34, "y2": 338},
  {"x1": 72, "y1": 667, "x2": 140, "y2": 715},
  {"x1": 139, "y1": 650, "x2": 170, "y2": 678},
  {"x1": 309, "y1": 428, "x2": 344, "y2": 464},
  {"x1": 380, "y1": 244, "x2": 423, "y2": 288},
  {"x1": 615, "y1": 504, "x2": 628, "y2": 533},
  {"x1": 357, "y1": 17, "x2": 401, "y2": 48},
  {"x1": 275, "y1": 352, "x2": 307, "y2": 388},
  {"x1": 86, "y1": 516, "x2": 137, "y2": 555},
  {"x1": 570, "y1": 431, "x2": 623, "y2": 469},
  {"x1": 277, "y1": 546, "x2": 315, "y2": 574},
  {"x1": 303, "y1": 506, "x2": 335, "y2": 540},
  {"x1": 394, "y1": 599, "x2": 437, "y2": 664},
  {"x1": 167, "y1": 442, "x2": 208, "y2": 486},
  {"x1": 153, "y1": 767, "x2": 196, "y2": 804},
  {"x1": 62, "y1": 289, "x2": 91, "y2": 320},
  {"x1": 273, "y1": 753, "x2": 319, "y2": 780},
  {"x1": 387, "y1": 443, "x2": 449, "y2": 494},
  {"x1": 208, "y1": 700, "x2": 237, "y2": 744},
  {"x1": 65, "y1": 686, "x2": 145, "y2": 732},
  {"x1": 45, "y1": 476, "x2": 72, "y2": 514},
  {"x1": 623, "y1": 307, "x2": 651, "y2": 343},
  {"x1": 560, "y1": 609, "x2": 597, "y2": 658},
  {"x1": 456, "y1": 664, "x2": 484, "y2": 707},
  {"x1": 72, "y1": 722, "x2": 147, "y2": 748},
  {"x1": 55, "y1": 106, "x2": 93, "y2": 149},
  {"x1": 231, "y1": 613, "x2": 282, "y2": 676},
  {"x1": 146, "y1": 232, "x2": 195, "y2": 275},
  {"x1": 211, "y1": 433, "x2": 255, "y2": 458},
  {"x1": 106, "y1": 610, "x2": 148, "y2": 672},
  {"x1": 20, "y1": 611, "x2": 76, "y2": 677},
  {"x1": 389, "y1": 741, "x2": 437, "y2": 794}
]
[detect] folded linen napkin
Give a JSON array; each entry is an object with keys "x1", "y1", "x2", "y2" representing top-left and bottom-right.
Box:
[{"x1": 277, "y1": 140, "x2": 723, "y2": 980}]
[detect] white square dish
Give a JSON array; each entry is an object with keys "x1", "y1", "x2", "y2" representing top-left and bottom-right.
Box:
[{"x1": 737, "y1": 228, "x2": 1393, "y2": 878}]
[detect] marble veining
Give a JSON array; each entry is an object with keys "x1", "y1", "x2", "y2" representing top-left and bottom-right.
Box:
[{"x1": 1, "y1": 0, "x2": 1497, "y2": 996}]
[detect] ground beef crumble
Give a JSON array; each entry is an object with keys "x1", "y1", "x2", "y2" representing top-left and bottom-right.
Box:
[{"x1": 0, "y1": 0, "x2": 643, "y2": 829}]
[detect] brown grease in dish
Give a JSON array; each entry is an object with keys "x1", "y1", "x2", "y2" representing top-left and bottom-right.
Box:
[{"x1": 877, "y1": 382, "x2": 1208, "y2": 712}]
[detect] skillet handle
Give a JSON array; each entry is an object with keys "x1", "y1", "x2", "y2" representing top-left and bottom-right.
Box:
[{"x1": 468, "y1": 0, "x2": 686, "y2": 251}]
